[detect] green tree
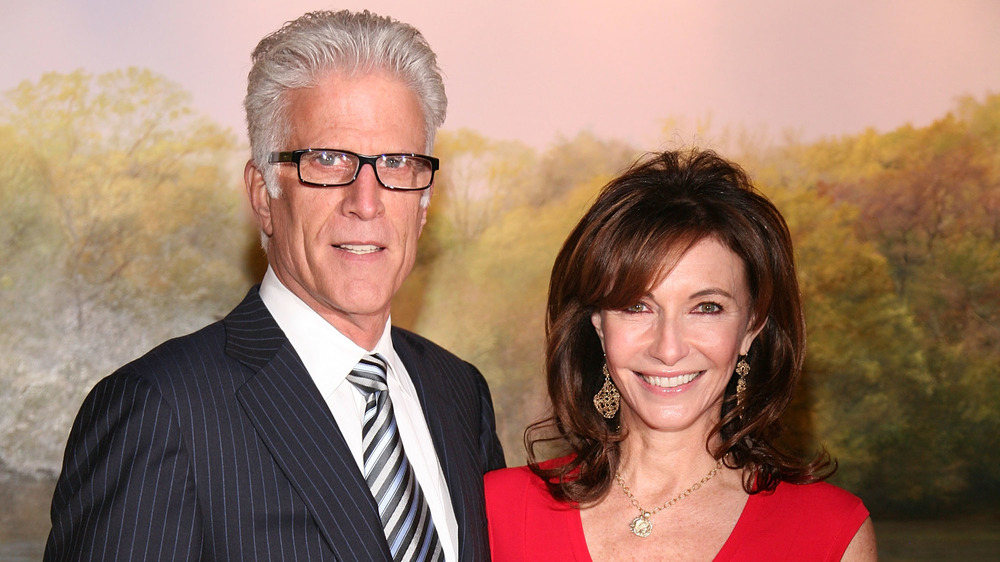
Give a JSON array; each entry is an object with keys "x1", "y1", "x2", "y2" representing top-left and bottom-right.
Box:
[
  {"x1": 771, "y1": 93, "x2": 1000, "y2": 513},
  {"x1": 413, "y1": 177, "x2": 610, "y2": 463},
  {"x1": 0, "y1": 69, "x2": 257, "y2": 474},
  {"x1": 429, "y1": 129, "x2": 538, "y2": 244},
  {"x1": 768, "y1": 184, "x2": 934, "y2": 510},
  {"x1": 404, "y1": 135, "x2": 639, "y2": 461}
]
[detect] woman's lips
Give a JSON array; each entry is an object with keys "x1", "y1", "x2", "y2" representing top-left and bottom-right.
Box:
[{"x1": 639, "y1": 371, "x2": 704, "y2": 389}]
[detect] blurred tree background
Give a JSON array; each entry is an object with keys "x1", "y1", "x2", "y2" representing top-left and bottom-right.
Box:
[
  {"x1": 0, "y1": 69, "x2": 259, "y2": 476},
  {"x1": 1, "y1": 70, "x2": 998, "y2": 524}
]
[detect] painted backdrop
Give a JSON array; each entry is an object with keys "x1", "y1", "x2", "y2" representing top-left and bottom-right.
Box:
[{"x1": 2, "y1": 1, "x2": 999, "y2": 559}]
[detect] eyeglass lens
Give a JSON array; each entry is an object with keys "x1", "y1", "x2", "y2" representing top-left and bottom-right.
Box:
[{"x1": 299, "y1": 150, "x2": 434, "y2": 189}]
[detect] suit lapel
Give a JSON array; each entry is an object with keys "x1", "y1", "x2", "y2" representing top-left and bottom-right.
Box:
[
  {"x1": 393, "y1": 329, "x2": 477, "y2": 560},
  {"x1": 226, "y1": 288, "x2": 391, "y2": 560}
]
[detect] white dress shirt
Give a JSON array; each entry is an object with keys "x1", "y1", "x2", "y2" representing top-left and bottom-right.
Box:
[{"x1": 259, "y1": 267, "x2": 459, "y2": 561}]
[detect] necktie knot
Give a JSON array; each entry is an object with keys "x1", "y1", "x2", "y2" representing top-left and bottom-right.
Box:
[{"x1": 347, "y1": 354, "x2": 389, "y2": 395}]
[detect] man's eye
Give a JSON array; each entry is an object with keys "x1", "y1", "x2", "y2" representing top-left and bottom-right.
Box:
[
  {"x1": 315, "y1": 152, "x2": 349, "y2": 167},
  {"x1": 381, "y1": 155, "x2": 406, "y2": 169}
]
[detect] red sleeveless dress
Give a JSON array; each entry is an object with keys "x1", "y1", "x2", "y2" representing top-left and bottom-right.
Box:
[{"x1": 485, "y1": 458, "x2": 869, "y2": 561}]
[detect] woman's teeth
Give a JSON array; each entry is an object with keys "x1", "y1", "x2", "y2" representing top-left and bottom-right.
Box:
[{"x1": 641, "y1": 372, "x2": 702, "y2": 388}]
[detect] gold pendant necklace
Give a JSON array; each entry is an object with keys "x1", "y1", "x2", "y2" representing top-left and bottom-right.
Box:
[{"x1": 615, "y1": 458, "x2": 724, "y2": 538}]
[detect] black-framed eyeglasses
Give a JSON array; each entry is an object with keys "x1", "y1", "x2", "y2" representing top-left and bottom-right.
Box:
[{"x1": 268, "y1": 149, "x2": 439, "y2": 191}]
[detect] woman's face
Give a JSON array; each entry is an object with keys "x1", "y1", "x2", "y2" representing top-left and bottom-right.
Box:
[{"x1": 591, "y1": 237, "x2": 761, "y2": 438}]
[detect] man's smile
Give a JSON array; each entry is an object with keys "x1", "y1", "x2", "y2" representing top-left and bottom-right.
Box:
[{"x1": 334, "y1": 243, "x2": 383, "y2": 255}]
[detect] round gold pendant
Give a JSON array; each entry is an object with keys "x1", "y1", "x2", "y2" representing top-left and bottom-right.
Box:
[{"x1": 629, "y1": 515, "x2": 652, "y2": 537}]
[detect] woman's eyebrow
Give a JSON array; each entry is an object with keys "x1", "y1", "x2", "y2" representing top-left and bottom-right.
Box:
[{"x1": 689, "y1": 287, "x2": 735, "y2": 300}]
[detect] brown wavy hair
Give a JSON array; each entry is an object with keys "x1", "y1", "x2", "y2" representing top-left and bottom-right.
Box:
[{"x1": 526, "y1": 148, "x2": 834, "y2": 505}]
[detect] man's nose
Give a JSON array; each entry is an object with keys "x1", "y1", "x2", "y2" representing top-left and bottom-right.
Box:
[{"x1": 341, "y1": 162, "x2": 383, "y2": 219}]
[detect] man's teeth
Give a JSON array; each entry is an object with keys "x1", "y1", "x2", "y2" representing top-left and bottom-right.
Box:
[
  {"x1": 338, "y1": 244, "x2": 381, "y2": 255},
  {"x1": 642, "y1": 372, "x2": 701, "y2": 388}
]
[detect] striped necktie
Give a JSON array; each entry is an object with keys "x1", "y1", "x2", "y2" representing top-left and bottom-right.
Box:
[{"x1": 347, "y1": 354, "x2": 443, "y2": 562}]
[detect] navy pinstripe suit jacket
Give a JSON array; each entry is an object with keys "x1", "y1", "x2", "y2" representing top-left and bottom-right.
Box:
[{"x1": 45, "y1": 287, "x2": 506, "y2": 561}]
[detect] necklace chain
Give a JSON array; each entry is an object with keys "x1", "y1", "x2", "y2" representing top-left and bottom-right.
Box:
[{"x1": 614, "y1": 458, "x2": 724, "y2": 538}]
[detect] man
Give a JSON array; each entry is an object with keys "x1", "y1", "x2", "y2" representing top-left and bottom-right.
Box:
[{"x1": 45, "y1": 10, "x2": 505, "y2": 561}]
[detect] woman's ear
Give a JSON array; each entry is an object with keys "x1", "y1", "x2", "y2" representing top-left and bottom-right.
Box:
[
  {"x1": 741, "y1": 317, "x2": 765, "y2": 355},
  {"x1": 591, "y1": 311, "x2": 605, "y2": 344}
]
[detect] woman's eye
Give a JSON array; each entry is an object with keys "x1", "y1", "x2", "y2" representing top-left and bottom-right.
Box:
[
  {"x1": 624, "y1": 303, "x2": 647, "y2": 313},
  {"x1": 696, "y1": 302, "x2": 723, "y2": 314}
]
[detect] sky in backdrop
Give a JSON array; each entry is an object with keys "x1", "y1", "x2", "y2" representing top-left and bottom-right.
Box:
[{"x1": 3, "y1": 0, "x2": 999, "y2": 150}]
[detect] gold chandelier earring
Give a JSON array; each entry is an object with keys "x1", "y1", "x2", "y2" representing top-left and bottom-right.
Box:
[
  {"x1": 735, "y1": 355, "x2": 750, "y2": 411},
  {"x1": 594, "y1": 364, "x2": 620, "y2": 419}
]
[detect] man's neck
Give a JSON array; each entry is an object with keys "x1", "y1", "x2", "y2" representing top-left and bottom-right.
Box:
[{"x1": 260, "y1": 266, "x2": 390, "y2": 351}]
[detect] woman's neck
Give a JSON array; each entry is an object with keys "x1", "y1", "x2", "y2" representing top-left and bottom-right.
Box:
[{"x1": 615, "y1": 421, "x2": 725, "y2": 495}]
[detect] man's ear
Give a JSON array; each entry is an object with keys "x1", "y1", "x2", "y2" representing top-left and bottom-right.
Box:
[
  {"x1": 417, "y1": 184, "x2": 432, "y2": 235},
  {"x1": 245, "y1": 159, "x2": 274, "y2": 237}
]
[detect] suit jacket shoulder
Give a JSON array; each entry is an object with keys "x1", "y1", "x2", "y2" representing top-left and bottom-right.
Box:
[
  {"x1": 47, "y1": 288, "x2": 505, "y2": 562},
  {"x1": 46, "y1": 288, "x2": 384, "y2": 561},
  {"x1": 391, "y1": 326, "x2": 506, "y2": 561},
  {"x1": 393, "y1": 326, "x2": 505, "y2": 467}
]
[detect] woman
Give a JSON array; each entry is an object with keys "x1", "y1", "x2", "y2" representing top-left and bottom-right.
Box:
[{"x1": 484, "y1": 149, "x2": 876, "y2": 560}]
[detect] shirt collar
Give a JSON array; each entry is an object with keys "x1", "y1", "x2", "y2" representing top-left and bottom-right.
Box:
[{"x1": 258, "y1": 266, "x2": 398, "y2": 387}]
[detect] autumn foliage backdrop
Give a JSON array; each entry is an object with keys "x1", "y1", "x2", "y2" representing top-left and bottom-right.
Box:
[{"x1": 2, "y1": 70, "x2": 998, "y2": 526}]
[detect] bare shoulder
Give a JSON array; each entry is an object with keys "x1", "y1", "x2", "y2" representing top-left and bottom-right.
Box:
[{"x1": 841, "y1": 517, "x2": 877, "y2": 561}]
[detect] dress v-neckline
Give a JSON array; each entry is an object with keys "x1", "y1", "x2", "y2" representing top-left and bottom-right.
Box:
[{"x1": 573, "y1": 487, "x2": 759, "y2": 561}]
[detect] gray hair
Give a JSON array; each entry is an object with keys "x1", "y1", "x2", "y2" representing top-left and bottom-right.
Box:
[{"x1": 245, "y1": 10, "x2": 447, "y2": 197}]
